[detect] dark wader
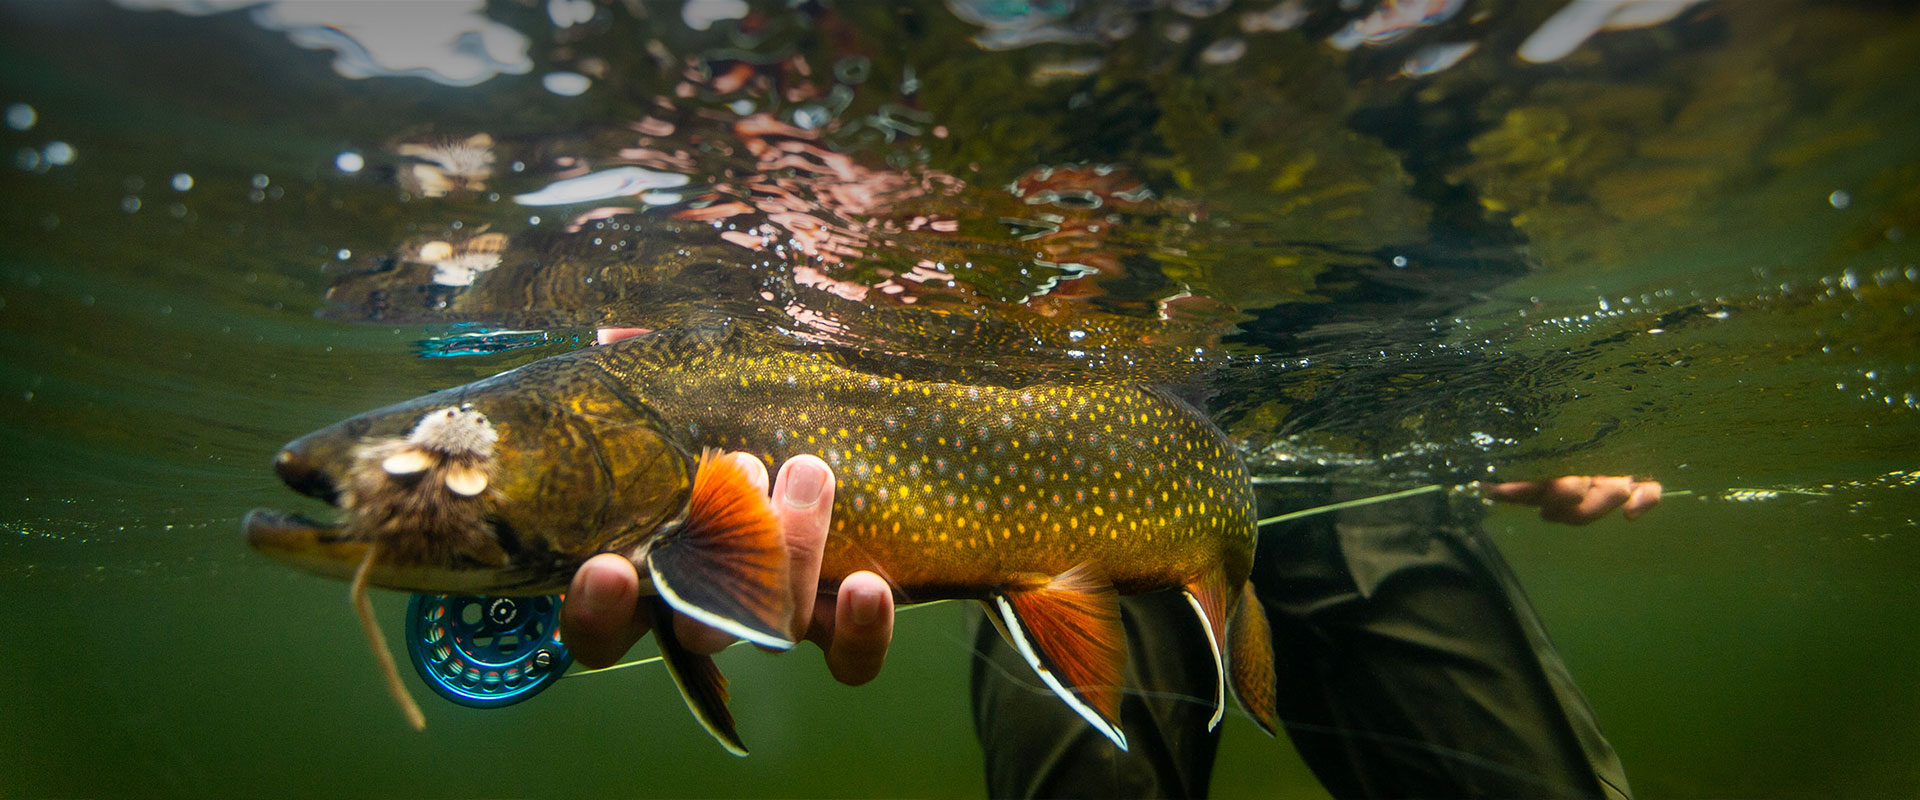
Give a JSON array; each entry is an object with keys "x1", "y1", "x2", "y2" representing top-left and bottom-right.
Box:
[{"x1": 970, "y1": 488, "x2": 1632, "y2": 799}]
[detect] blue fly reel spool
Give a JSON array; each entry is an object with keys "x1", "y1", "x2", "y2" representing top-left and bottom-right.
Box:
[{"x1": 406, "y1": 593, "x2": 572, "y2": 708}]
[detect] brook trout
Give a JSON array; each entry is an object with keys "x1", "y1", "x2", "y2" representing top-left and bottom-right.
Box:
[{"x1": 245, "y1": 321, "x2": 1279, "y2": 753}]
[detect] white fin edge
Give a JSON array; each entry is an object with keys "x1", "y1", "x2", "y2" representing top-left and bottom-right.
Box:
[
  {"x1": 649, "y1": 562, "x2": 796, "y2": 651},
  {"x1": 991, "y1": 593, "x2": 1130, "y2": 752},
  {"x1": 1182, "y1": 590, "x2": 1226, "y2": 731},
  {"x1": 650, "y1": 637, "x2": 750, "y2": 758}
]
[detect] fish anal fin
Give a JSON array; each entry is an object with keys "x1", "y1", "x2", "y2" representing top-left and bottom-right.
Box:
[
  {"x1": 993, "y1": 564, "x2": 1130, "y2": 751},
  {"x1": 1229, "y1": 579, "x2": 1280, "y2": 737},
  {"x1": 648, "y1": 449, "x2": 795, "y2": 650},
  {"x1": 1182, "y1": 566, "x2": 1230, "y2": 732},
  {"x1": 646, "y1": 599, "x2": 749, "y2": 756}
]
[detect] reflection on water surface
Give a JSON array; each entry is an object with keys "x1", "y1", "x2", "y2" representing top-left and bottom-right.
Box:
[{"x1": 1, "y1": 1, "x2": 1916, "y2": 797}]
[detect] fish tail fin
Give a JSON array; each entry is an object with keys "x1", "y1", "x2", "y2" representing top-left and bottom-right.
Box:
[
  {"x1": 646, "y1": 599, "x2": 749, "y2": 756},
  {"x1": 1181, "y1": 566, "x2": 1230, "y2": 732},
  {"x1": 991, "y1": 564, "x2": 1131, "y2": 751},
  {"x1": 1228, "y1": 579, "x2": 1280, "y2": 737}
]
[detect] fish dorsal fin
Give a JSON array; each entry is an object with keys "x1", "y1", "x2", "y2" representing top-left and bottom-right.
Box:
[
  {"x1": 1229, "y1": 579, "x2": 1280, "y2": 737},
  {"x1": 647, "y1": 449, "x2": 796, "y2": 650},
  {"x1": 991, "y1": 564, "x2": 1130, "y2": 751},
  {"x1": 645, "y1": 599, "x2": 749, "y2": 756},
  {"x1": 1182, "y1": 566, "x2": 1230, "y2": 732}
]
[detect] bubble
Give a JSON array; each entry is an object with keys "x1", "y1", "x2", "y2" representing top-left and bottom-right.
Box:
[
  {"x1": 335, "y1": 151, "x2": 364, "y2": 173},
  {"x1": 683, "y1": 0, "x2": 748, "y2": 31},
  {"x1": 548, "y1": 0, "x2": 595, "y2": 27},
  {"x1": 1828, "y1": 190, "x2": 1851, "y2": 210},
  {"x1": 792, "y1": 106, "x2": 830, "y2": 130},
  {"x1": 121, "y1": 196, "x2": 141, "y2": 213},
  {"x1": 4, "y1": 103, "x2": 34, "y2": 131},
  {"x1": 1174, "y1": 0, "x2": 1232, "y2": 17},
  {"x1": 250, "y1": 173, "x2": 270, "y2": 189},
  {"x1": 336, "y1": 248, "x2": 352, "y2": 260},
  {"x1": 170, "y1": 172, "x2": 193, "y2": 191},
  {"x1": 43, "y1": 141, "x2": 74, "y2": 166},
  {"x1": 1199, "y1": 37, "x2": 1248, "y2": 64},
  {"x1": 541, "y1": 71, "x2": 591, "y2": 96}
]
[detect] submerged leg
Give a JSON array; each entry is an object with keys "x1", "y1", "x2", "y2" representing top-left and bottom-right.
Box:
[{"x1": 1256, "y1": 485, "x2": 1632, "y2": 799}]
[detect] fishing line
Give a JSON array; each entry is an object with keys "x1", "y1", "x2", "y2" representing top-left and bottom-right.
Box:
[
  {"x1": 565, "y1": 477, "x2": 1691, "y2": 679},
  {"x1": 1253, "y1": 480, "x2": 1711, "y2": 528},
  {"x1": 564, "y1": 599, "x2": 960, "y2": 679},
  {"x1": 1255, "y1": 483, "x2": 1447, "y2": 528}
]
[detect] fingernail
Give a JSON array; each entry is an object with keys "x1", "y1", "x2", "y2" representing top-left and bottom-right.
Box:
[
  {"x1": 850, "y1": 585, "x2": 881, "y2": 626},
  {"x1": 780, "y1": 460, "x2": 825, "y2": 509}
]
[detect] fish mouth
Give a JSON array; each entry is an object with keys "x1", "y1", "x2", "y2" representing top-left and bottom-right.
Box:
[
  {"x1": 247, "y1": 441, "x2": 376, "y2": 581},
  {"x1": 243, "y1": 507, "x2": 371, "y2": 583},
  {"x1": 247, "y1": 441, "x2": 539, "y2": 594}
]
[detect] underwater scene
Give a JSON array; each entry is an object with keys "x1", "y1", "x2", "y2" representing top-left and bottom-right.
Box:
[{"x1": 1, "y1": 0, "x2": 1916, "y2": 797}]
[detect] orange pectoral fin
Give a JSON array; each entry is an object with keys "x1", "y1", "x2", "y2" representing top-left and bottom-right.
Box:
[
  {"x1": 1228, "y1": 580, "x2": 1280, "y2": 737},
  {"x1": 646, "y1": 599, "x2": 749, "y2": 756},
  {"x1": 991, "y1": 564, "x2": 1130, "y2": 751},
  {"x1": 1182, "y1": 566, "x2": 1229, "y2": 732},
  {"x1": 647, "y1": 450, "x2": 796, "y2": 650}
]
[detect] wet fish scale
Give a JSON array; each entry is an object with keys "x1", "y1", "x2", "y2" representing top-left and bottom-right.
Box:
[{"x1": 598, "y1": 333, "x2": 1256, "y2": 599}]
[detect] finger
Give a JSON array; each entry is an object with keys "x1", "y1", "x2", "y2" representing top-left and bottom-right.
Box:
[
  {"x1": 1535, "y1": 475, "x2": 1595, "y2": 524},
  {"x1": 1542, "y1": 476, "x2": 1631, "y2": 525},
  {"x1": 669, "y1": 452, "x2": 773, "y2": 655},
  {"x1": 1622, "y1": 480, "x2": 1663, "y2": 521},
  {"x1": 1573, "y1": 476, "x2": 1635, "y2": 521},
  {"x1": 1483, "y1": 480, "x2": 1553, "y2": 506},
  {"x1": 829, "y1": 572, "x2": 895, "y2": 686},
  {"x1": 729, "y1": 451, "x2": 770, "y2": 495},
  {"x1": 561, "y1": 553, "x2": 650, "y2": 669},
  {"x1": 772, "y1": 455, "x2": 834, "y2": 640},
  {"x1": 1545, "y1": 475, "x2": 1596, "y2": 507},
  {"x1": 674, "y1": 611, "x2": 740, "y2": 655},
  {"x1": 821, "y1": 571, "x2": 895, "y2": 687}
]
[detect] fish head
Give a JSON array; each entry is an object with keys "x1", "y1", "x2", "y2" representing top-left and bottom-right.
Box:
[{"x1": 244, "y1": 353, "x2": 693, "y2": 595}]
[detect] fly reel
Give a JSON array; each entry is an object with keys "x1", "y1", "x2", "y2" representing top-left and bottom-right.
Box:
[{"x1": 405, "y1": 593, "x2": 572, "y2": 708}]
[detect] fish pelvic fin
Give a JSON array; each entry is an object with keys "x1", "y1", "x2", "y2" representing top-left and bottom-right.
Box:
[
  {"x1": 647, "y1": 449, "x2": 796, "y2": 650},
  {"x1": 991, "y1": 563, "x2": 1130, "y2": 752},
  {"x1": 1228, "y1": 579, "x2": 1280, "y2": 737},
  {"x1": 1182, "y1": 566, "x2": 1230, "y2": 732},
  {"x1": 646, "y1": 599, "x2": 749, "y2": 756}
]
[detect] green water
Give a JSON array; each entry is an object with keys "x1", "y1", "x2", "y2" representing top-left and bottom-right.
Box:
[{"x1": 2, "y1": 1, "x2": 1917, "y2": 797}]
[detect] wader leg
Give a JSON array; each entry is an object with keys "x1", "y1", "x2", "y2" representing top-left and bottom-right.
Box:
[{"x1": 1254, "y1": 489, "x2": 1633, "y2": 800}]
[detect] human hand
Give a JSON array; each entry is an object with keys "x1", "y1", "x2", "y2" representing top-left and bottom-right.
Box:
[
  {"x1": 559, "y1": 453, "x2": 897, "y2": 685},
  {"x1": 1482, "y1": 475, "x2": 1663, "y2": 525}
]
